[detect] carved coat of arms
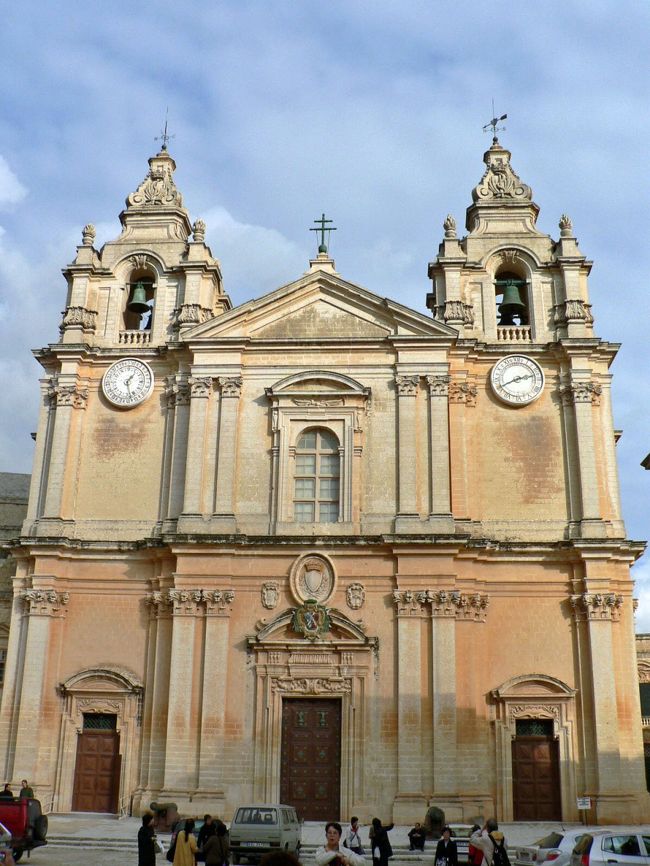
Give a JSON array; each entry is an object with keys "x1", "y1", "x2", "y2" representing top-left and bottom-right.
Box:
[{"x1": 292, "y1": 600, "x2": 330, "y2": 641}]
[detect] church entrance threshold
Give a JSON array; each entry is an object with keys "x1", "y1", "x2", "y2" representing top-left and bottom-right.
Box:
[{"x1": 280, "y1": 698, "x2": 341, "y2": 821}]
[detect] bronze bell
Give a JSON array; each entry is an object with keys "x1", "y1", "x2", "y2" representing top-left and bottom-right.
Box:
[
  {"x1": 127, "y1": 281, "x2": 150, "y2": 314},
  {"x1": 498, "y1": 279, "x2": 526, "y2": 325}
]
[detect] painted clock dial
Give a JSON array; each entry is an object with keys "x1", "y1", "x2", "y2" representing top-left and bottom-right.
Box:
[
  {"x1": 490, "y1": 354, "x2": 544, "y2": 406},
  {"x1": 101, "y1": 358, "x2": 154, "y2": 408}
]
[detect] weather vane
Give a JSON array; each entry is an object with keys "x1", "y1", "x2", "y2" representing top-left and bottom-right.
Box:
[
  {"x1": 310, "y1": 213, "x2": 337, "y2": 254},
  {"x1": 155, "y1": 108, "x2": 175, "y2": 151},
  {"x1": 483, "y1": 99, "x2": 507, "y2": 142}
]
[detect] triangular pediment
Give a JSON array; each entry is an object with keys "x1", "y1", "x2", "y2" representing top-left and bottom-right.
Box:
[{"x1": 184, "y1": 269, "x2": 458, "y2": 341}]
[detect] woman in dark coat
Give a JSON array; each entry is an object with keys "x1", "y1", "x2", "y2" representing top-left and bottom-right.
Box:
[
  {"x1": 435, "y1": 827, "x2": 458, "y2": 866},
  {"x1": 201, "y1": 820, "x2": 230, "y2": 866},
  {"x1": 370, "y1": 818, "x2": 394, "y2": 866},
  {"x1": 137, "y1": 813, "x2": 156, "y2": 866}
]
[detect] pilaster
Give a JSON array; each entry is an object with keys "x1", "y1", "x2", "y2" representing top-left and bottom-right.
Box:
[
  {"x1": 213, "y1": 376, "x2": 242, "y2": 532},
  {"x1": 41, "y1": 383, "x2": 87, "y2": 527},
  {"x1": 425, "y1": 374, "x2": 453, "y2": 530},
  {"x1": 196, "y1": 590, "x2": 235, "y2": 810},
  {"x1": 12, "y1": 589, "x2": 69, "y2": 782},
  {"x1": 395, "y1": 375, "x2": 420, "y2": 531},
  {"x1": 180, "y1": 377, "x2": 213, "y2": 520},
  {"x1": 560, "y1": 379, "x2": 606, "y2": 537},
  {"x1": 161, "y1": 588, "x2": 203, "y2": 795},
  {"x1": 392, "y1": 590, "x2": 428, "y2": 821}
]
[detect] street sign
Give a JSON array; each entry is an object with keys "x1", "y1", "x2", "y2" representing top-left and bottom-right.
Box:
[{"x1": 577, "y1": 796, "x2": 591, "y2": 810}]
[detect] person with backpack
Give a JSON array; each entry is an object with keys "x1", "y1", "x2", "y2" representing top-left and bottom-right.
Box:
[
  {"x1": 469, "y1": 820, "x2": 509, "y2": 866},
  {"x1": 468, "y1": 825, "x2": 484, "y2": 866}
]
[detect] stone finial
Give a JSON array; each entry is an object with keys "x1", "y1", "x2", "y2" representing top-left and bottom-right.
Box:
[
  {"x1": 126, "y1": 150, "x2": 182, "y2": 209},
  {"x1": 559, "y1": 214, "x2": 573, "y2": 237},
  {"x1": 81, "y1": 224, "x2": 96, "y2": 246},
  {"x1": 443, "y1": 214, "x2": 457, "y2": 238},
  {"x1": 192, "y1": 219, "x2": 206, "y2": 243},
  {"x1": 472, "y1": 140, "x2": 532, "y2": 203}
]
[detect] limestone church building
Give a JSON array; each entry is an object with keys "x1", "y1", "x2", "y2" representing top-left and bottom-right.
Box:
[{"x1": 1, "y1": 138, "x2": 646, "y2": 825}]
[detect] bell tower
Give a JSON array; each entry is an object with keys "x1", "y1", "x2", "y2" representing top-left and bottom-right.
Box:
[
  {"x1": 427, "y1": 136, "x2": 594, "y2": 344},
  {"x1": 59, "y1": 146, "x2": 231, "y2": 349}
]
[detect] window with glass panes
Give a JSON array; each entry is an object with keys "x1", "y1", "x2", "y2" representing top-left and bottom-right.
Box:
[{"x1": 294, "y1": 428, "x2": 340, "y2": 522}]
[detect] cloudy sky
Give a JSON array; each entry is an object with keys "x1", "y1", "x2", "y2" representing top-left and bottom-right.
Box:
[{"x1": 1, "y1": 2, "x2": 648, "y2": 621}]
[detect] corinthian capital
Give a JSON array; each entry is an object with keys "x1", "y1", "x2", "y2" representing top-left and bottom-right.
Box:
[
  {"x1": 53, "y1": 384, "x2": 89, "y2": 409},
  {"x1": 395, "y1": 375, "x2": 420, "y2": 396},
  {"x1": 561, "y1": 381, "x2": 602, "y2": 405},
  {"x1": 218, "y1": 376, "x2": 243, "y2": 398},
  {"x1": 20, "y1": 589, "x2": 69, "y2": 616},
  {"x1": 571, "y1": 592, "x2": 623, "y2": 622},
  {"x1": 392, "y1": 589, "x2": 427, "y2": 616},
  {"x1": 167, "y1": 588, "x2": 204, "y2": 615},
  {"x1": 203, "y1": 589, "x2": 235, "y2": 616},
  {"x1": 425, "y1": 374, "x2": 450, "y2": 397},
  {"x1": 189, "y1": 376, "x2": 213, "y2": 398}
]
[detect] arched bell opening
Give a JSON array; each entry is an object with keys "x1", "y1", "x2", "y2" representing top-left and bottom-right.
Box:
[
  {"x1": 494, "y1": 269, "x2": 529, "y2": 327},
  {"x1": 124, "y1": 271, "x2": 156, "y2": 331}
]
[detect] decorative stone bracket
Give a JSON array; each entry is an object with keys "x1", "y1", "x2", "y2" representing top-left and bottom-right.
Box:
[
  {"x1": 393, "y1": 589, "x2": 489, "y2": 621},
  {"x1": 20, "y1": 589, "x2": 69, "y2": 616},
  {"x1": 571, "y1": 592, "x2": 623, "y2": 622}
]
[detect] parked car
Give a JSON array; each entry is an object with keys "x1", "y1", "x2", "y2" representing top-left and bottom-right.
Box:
[
  {"x1": 450, "y1": 824, "x2": 477, "y2": 864},
  {"x1": 0, "y1": 799, "x2": 47, "y2": 862},
  {"x1": 516, "y1": 829, "x2": 601, "y2": 866},
  {"x1": 230, "y1": 804, "x2": 301, "y2": 864},
  {"x1": 571, "y1": 828, "x2": 650, "y2": 866}
]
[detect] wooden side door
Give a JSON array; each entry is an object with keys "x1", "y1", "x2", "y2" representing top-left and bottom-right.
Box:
[
  {"x1": 71, "y1": 730, "x2": 120, "y2": 813},
  {"x1": 280, "y1": 698, "x2": 341, "y2": 821},
  {"x1": 512, "y1": 735, "x2": 561, "y2": 820}
]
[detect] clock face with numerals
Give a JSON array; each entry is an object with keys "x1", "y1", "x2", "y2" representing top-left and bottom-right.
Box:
[
  {"x1": 490, "y1": 354, "x2": 544, "y2": 406},
  {"x1": 102, "y1": 358, "x2": 154, "y2": 408}
]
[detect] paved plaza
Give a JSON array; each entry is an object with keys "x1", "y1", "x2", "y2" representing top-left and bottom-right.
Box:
[{"x1": 25, "y1": 815, "x2": 583, "y2": 866}]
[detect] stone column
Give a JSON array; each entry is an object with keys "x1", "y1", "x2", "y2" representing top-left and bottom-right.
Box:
[
  {"x1": 392, "y1": 590, "x2": 427, "y2": 822},
  {"x1": 196, "y1": 590, "x2": 235, "y2": 811},
  {"x1": 425, "y1": 375, "x2": 453, "y2": 531},
  {"x1": 213, "y1": 377, "x2": 242, "y2": 530},
  {"x1": 395, "y1": 375, "x2": 420, "y2": 531},
  {"x1": 162, "y1": 589, "x2": 203, "y2": 795},
  {"x1": 571, "y1": 593, "x2": 624, "y2": 810},
  {"x1": 42, "y1": 384, "x2": 88, "y2": 522},
  {"x1": 182, "y1": 377, "x2": 213, "y2": 516},
  {"x1": 561, "y1": 380, "x2": 605, "y2": 537},
  {"x1": 12, "y1": 590, "x2": 69, "y2": 781}
]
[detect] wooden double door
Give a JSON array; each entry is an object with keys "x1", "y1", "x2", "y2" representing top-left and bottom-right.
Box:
[
  {"x1": 280, "y1": 698, "x2": 341, "y2": 820},
  {"x1": 512, "y1": 734, "x2": 561, "y2": 820},
  {"x1": 71, "y1": 729, "x2": 121, "y2": 813}
]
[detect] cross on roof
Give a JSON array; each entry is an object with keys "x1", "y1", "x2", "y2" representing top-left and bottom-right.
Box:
[{"x1": 310, "y1": 213, "x2": 337, "y2": 254}]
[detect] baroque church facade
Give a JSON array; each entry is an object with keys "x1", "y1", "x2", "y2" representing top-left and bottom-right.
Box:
[{"x1": 0, "y1": 138, "x2": 647, "y2": 824}]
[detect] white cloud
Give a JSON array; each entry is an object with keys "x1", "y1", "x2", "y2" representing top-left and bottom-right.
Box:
[{"x1": 0, "y1": 155, "x2": 26, "y2": 208}]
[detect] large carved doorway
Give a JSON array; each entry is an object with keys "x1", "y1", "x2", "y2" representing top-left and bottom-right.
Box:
[
  {"x1": 280, "y1": 698, "x2": 341, "y2": 820},
  {"x1": 512, "y1": 720, "x2": 561, "y2": 820},
  {"x1": 71, "y1": 714, "x2": 121, "y2": 813}
]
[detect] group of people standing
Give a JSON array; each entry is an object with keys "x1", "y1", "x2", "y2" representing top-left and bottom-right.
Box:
[
  {"x1": 315, "y1": 818, "x2": 394, "y2": 866},
  {"x1": 138, "y1": 812, "x2": 229, "y2": 866}
]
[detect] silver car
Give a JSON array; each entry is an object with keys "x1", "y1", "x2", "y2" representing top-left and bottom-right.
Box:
[
  {"x1": 516, "y1": 829, "x2": 600, "y2": 866},
  {"x1": 571, "y1": 828, "x2": 650, "y2": 866}
]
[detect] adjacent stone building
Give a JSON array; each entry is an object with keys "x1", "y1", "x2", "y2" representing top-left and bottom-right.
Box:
[{"x1": 0, "y1": 138, "x2": 647, "y2": 824}]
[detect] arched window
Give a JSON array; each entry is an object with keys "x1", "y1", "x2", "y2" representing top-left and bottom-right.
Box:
[
  {"x1": 123, "y1": 275, "x2": 155, "y2": 331},
  {"x1": 495, "y1": 270, "x2": 529, "y2": 326},
  {"x1": 294, "y1": 428, "x2": 340, "y2": 523}
]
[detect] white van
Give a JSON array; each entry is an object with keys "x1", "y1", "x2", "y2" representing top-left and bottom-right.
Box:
[{"x1": 230, "y1": 804, "x2": 301, "y2": 864}]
